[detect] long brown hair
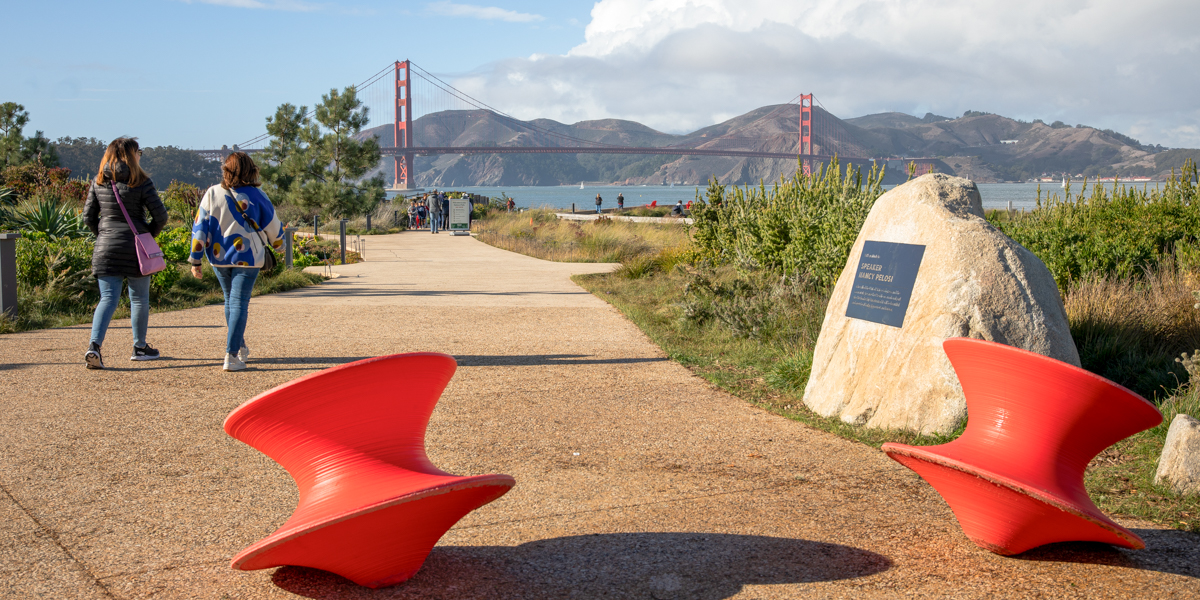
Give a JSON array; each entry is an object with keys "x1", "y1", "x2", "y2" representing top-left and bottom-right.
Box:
[
  {"x1": 95, "y1": 137, "x2": 149, "y2": 187},
  {"x1": 222, "y1": 151, "x2": 261, "y2": 188}
]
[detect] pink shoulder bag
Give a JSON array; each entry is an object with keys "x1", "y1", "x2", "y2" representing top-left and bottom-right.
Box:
[{"x1": 110, "y1": 183, "x2": 166, "y2": 276}]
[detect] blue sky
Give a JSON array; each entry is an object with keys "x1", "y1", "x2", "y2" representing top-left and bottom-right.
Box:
[{"x1": 4, "y1": 1, "x2": 1199, "y2": 150}]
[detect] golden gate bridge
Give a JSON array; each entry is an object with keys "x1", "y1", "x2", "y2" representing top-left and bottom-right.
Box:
[{"x1": 196, "y1": 60, "x2": 936, "y2": 189}]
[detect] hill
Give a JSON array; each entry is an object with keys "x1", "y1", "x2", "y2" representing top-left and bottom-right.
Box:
[{"x1": 356, "y1": 107, "x2": 1183, "y2": 187}]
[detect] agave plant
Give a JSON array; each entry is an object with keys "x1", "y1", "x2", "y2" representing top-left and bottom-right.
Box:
[{"x1": 14, "y1": 198, "x2": 90, "y2": 239}]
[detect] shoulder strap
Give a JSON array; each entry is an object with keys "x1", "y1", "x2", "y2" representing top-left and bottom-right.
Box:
[{"x1": 110, "y1": 183, "x2": 141, "y2": 234}]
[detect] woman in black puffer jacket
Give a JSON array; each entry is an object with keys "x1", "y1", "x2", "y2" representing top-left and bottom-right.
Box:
[{"x1": 82, "y1": 137, "x2": 169, "y2": 369}]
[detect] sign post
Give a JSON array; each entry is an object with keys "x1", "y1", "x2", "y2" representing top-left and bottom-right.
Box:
[{"x1": 448, "y1": 198, "x2": 471, "y2": 236}]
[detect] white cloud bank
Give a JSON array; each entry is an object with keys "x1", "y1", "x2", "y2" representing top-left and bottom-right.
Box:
[
  {"x1": 427, "y1": 2, "x2": 544, "y2": 23},
  {"x1": 452, "y1": 0, "x2": 1200, "y2": 147}
]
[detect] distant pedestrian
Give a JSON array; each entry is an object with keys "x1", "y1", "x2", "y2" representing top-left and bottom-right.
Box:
[
  {"x1": 441, "y1": 194, "x2": 450, "y2": 221},
  {"x1": 417, "y1": 201, "x2": 428, "y2": 229},
  {"x1": 431, "y1": 195, "x2": 443, "y2": 234},
  {"x1": 188, "y1": 152, "x2": 284, "y2": 372},
  {"x1": 83, "y1": 137, "x2": 169, "y2": 369},
  {"x1": 617, "y1": 192, "x2": 624, "y2": 211},
  {"x1": 672, "y1": 200, "x2": 684, "y2": 216},
  {"x1": 506, "y1": 197, "x2": 515, "y2": 212},
  {"x1": 595, "y1": 193, "x2": 603, "y2": 214}
]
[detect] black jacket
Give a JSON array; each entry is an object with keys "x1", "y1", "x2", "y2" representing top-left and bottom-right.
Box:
[{"x1": 83, "y1": 163, "x2": 168, "y2": 278}]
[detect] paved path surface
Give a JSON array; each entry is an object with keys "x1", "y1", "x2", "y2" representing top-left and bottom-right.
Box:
[{"x1": 2, "y1": 232, "x2": 1198, "y2": 599}]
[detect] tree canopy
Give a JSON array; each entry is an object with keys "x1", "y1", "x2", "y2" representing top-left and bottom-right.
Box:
[
  {"x1": 258, "y1": 86, "x2": 384, "y2": 219},
  {"x1": 1, "y1": 103, "x2": 59, "y2": 169}
]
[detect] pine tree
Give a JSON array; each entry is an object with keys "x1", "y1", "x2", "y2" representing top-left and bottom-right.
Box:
[{"x1": 258, "y1": 88, "x2": 384, "y2": 219}]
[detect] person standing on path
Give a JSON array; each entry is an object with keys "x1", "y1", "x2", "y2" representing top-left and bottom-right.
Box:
[
  {"x1": 83, "y1": 137, "x2": 169, "y2": 369},
  {"x1": 616, "y1": 192, "x2": 624, "y2": 211},
  {"x1": 595, "y1": 193, "x2": 603, "y2": 214},
  {"x1": 430, "y1": 194, "x2": 443, "y2": 234},
  {"x1": 188, "y1": 152, "x2": 284, "y2": 372}
]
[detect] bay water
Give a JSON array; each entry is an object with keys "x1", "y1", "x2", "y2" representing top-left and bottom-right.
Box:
[{"x1": 389, "y1": 181, "x2": 1164, "y2": 212}]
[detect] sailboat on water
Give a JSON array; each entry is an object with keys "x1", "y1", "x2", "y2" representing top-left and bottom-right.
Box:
[{"x1": 580, "y1": 182, "x2": 584, "y2": 189}]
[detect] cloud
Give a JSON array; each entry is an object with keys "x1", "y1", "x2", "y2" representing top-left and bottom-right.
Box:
[
  {"x1": 449, "y1": 0, "x2": 1200, "y2": 147},
  {"x1": 427, "y1": 1, "x2": 544, "y2": 22},
  {"x1": 180, "y1": 0, "x2": 323, "y2": 11}
]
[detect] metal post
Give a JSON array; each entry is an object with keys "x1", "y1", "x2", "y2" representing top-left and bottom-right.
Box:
[
  {"x1": 393, "y1": 210, "x2": 399, "y2": 227},
  {"x1": 366, "y1": 213, "x2": 372, "y2": 231},
  {"x1": 314, "y1": 215, "x2": 319, "y2": 238},
  {"x1": 283, "y1": 227, "x2": 297, "y2": 269},
  {"x1": 0, "y1": 233, "x2": 21, "y2": 320},
  {"x1": 339, "y1": 220, "x2": 348, "y2": 265},
  {"x1": 572, "y1": 203, "x2": 575, "y2": 214}
]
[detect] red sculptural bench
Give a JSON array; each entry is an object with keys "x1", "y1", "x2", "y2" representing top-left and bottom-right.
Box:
[
  {"x1": 224, "y1": 353, "x2": 514, "y2": 588},
  {"x1": 883, "y1": 338, "x2": 1162, "y2": 555}
]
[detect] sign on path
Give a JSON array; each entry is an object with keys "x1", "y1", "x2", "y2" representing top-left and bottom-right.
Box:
[{"x1": 449, "y1": 198, "x2": 471, "y2": 236}]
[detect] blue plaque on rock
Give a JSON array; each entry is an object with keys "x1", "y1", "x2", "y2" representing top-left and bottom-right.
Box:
[{"x1": 845, "y1": 241, "x2": 926, "y2": 328}]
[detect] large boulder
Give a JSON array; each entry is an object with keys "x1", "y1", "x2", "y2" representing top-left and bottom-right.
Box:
[
  {"x1": 1155, "y1": 413, "x2": 1200, "y2": 496},
  {"x1": 802, "y1": 173, "x2": 1079, "y2": 435}
]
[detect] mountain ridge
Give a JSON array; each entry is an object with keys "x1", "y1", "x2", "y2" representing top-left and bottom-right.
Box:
[{"x1": 359, "y1": 107, "x2": 1186, "y2": 186}]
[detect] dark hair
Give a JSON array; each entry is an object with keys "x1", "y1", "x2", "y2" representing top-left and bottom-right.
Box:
[{"x1": 222, "y1": 151, "x2": 261, "y2": 188}]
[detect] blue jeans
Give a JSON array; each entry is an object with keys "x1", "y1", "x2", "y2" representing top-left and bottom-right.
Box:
[
  {"x1": 213, "y1": 267, "x2": 258, "y2": 355},
  {"x1": 91, "y1": 275, "x2": 151, "y2": 348},
  {"x1": 431, "y1": 213, "x2": 441, "y2": 233}
]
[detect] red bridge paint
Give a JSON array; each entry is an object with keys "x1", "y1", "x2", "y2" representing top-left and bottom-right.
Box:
[
  {"x1": 883, "y1": 338, "x2": 1162, "y2": 556},
  {"x1": 224, "y1": 353, "x2": 514, "y2": 588}
]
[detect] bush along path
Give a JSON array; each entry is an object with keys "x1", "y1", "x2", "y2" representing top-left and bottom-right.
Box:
[{"x1": 2, "y1": 225, "x2": 324, "y2": 334}]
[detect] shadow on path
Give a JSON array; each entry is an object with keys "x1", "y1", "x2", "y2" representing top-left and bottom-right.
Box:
[
  {"x1": 1015, "y1": 528, "x2": 1200, "y2": 578},
  {"x1": 272, "y1": 532, "x2": 891, "y2": 599},
  {"x1": 455, "y1": 354, "x2": 667, "y2": 367}
]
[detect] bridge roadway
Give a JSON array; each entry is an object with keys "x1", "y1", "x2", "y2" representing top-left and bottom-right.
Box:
[{"x1": 1, "y1": 231, "x2": 1196, "y2": 598}]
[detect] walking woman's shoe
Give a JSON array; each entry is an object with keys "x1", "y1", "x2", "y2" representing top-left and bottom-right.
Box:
[
  {"x1": 238, "y1": 343, "x2": 250, "y2": 363},
  {"x1": 131, "y1": 344, "x2": 161, "y2": 361},
  {"x1": 224, "y1": 353, "x2": 247, "y2": 372},
  {"x1": 85, "y1": 342, "x2": 104, "y2": 370}
]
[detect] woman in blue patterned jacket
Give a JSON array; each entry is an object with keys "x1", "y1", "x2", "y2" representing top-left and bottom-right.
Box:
[{"x1": 188, "y1": 152, "x2": 284, "y2": 371}]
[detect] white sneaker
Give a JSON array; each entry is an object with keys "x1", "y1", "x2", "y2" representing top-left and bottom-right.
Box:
[
  {"x1": 224, "y1": 353, "x2": 247, "y2": 372},
  {"x1": 238, "y1": 343, "x2": 250, "y2": 363}
]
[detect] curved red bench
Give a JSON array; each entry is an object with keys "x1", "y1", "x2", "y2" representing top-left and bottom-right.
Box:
[
  {"x1": 224, "y1": 353, "x2": 514, "y2": 588},
  {"x1": 882, "y1": 338, "x2": 1161, "y2": 555}
]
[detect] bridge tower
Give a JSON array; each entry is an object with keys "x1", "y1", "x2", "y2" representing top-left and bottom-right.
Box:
[
  {"x1": 394, "y1": 60, "x2": 414, "y2": 189},
  {"x1": 799, "y1": 94, "x2": 814, "y2": 176}
]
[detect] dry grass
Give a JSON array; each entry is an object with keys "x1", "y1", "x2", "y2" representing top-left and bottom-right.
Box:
[
  {"x1": 473, "y1": 208, "x2": 691, "y2": 263},
  {"x1": 1063, "y1": 261, "x2": 1200, "y2": 398}
]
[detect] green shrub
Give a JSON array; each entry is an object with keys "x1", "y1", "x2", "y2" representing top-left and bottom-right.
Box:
[
  {"x1": 150, "y1": 263, "x2": 183, "y2": 294},
  {"x1": 16, "y1": 233, "x2": 93, "y2": 289},
  {"x1": 689, "y1": 158, "x2": 885, "y2": 288},
  {"x1": 292, "y1": 253, "x2": 321, "y2": 269},
  {"x1": 993, "y1": 161, "x2": 1200, "y2": 287},
  {"x1": 156, "y1": 226, "x2": 192, "y2": 262},
  {"x1": 162, "y1": 180, "x2": 201, "y2": 224}
]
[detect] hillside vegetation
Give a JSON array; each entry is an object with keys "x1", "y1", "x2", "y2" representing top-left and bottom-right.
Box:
[{"x1": 358, "y1": 106, "x2": 1185, "y2": 187}]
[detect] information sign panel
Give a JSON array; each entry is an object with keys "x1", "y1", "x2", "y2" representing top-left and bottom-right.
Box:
[
  {"x1": 845, "y1": 241, "x2": 926, "y2": 328},
  {"x1": 448, "y1": 199, "x2": 471, "y2": 235}
]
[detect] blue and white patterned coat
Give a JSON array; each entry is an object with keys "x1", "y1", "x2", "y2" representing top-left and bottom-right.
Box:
[{"x1": 189, "y1": 185, "x2": 284, "y2": 268}]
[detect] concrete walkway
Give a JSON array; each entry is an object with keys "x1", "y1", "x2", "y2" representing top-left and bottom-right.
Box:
[{"x1": 1, "y1": 232, "x2": 1197, "y2": 599}]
